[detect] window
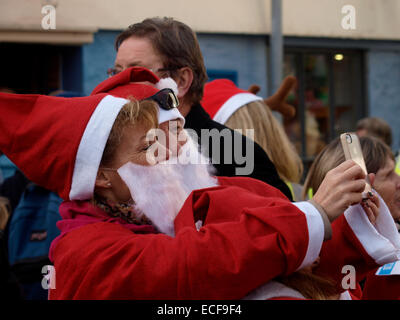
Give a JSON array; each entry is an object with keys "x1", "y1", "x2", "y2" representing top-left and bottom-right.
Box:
[
  {"x1": 0, "y1": 43, "x2": 82, "y2": 94},
  {"x1": 283, "y1": 49, "x2": 365, "y2": 171}
]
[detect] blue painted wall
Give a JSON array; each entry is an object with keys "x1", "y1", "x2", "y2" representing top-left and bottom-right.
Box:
[
  {"x1": 81, "y1": 31, "x2": 269, "y2": 98},
  {"x1": 367, "y1": 50, "x2": 400, "y2": 151},
  {"x1": 81, "y1": 31, "x2": 400, "y2": 152},
  {"x1": 82, "y1": 30, "x2": 120, "y2": 95},
  {"x1": 198, "y1": 34, "x2": 269, "y2": 98}
]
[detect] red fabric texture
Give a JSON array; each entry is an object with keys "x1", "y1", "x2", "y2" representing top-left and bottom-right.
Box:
[
  {"x1": 314, "y1": 213, "x2": 379, "y2": 292},
  {"x1": 201, "y1": 79, "x2": 252, "y2": 119},
  {"x1": 362, "y1": 270, "x2": 400, "y2": 300},
  {"x1": 48, "y1": 200, "x2": 157, "y2": 262},
  {"x1": 49, "y1": 177, "x2": 310, "y2": 300},
  {"x1": 91, "y1": 67, "x2": 160, "y2": 98},
  {"x1": 0, "y1": 92, "x2": 108, "y2": 200}
]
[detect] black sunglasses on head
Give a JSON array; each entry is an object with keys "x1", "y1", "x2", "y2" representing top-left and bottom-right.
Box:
[{"x1": 144, "y1": 88, "x2": 179, "y2": 110}]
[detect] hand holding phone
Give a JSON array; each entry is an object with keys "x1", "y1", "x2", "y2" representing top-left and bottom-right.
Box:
[{"x1": 340, "y1": 132, "x2": 372, "y2": 199}]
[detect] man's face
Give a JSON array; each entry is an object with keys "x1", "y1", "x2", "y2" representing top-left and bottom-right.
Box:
[
  {"x1": 114, "y1": 36, "x2": 165, "y2": 77},
  {"x1": 374, "y1": 157, "x2": 400, "y2": 220}
]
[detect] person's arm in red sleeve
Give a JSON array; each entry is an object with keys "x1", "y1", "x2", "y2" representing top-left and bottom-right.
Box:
[
  {"x1": 314, "y1": 193, "x2": 400, "y2": 292},
  {"x1": 362, "y1": 269, "x2": 400, "y2": 300},
  {"x1": 50, "y1": 187, "x2": 325, "y2": 300}
]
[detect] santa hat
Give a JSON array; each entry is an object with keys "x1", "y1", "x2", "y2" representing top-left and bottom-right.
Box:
[
  {"x1": 201, "y1": 79, "x2": 262, "y2": 124},
  {"x1": 0, "y1": 92, "x2": 128, "y2": 201},
  {"x1": 92, "y1": 67, "x2": 184, "y2": 125},
  {"x1": 0, "y1": 68, "x2": 179, "y2": 201}
]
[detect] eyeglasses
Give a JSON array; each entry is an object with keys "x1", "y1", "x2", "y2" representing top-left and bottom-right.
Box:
[
  {"x1": 144, "y1": 88, "x2": 179, "y2": 110},
  {"x1": 107, "y1": 67, "x2": 177, "y2": 78}
]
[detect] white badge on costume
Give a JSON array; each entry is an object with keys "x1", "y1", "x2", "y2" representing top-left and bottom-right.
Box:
[{"x1": 376, "y1": 260, "x2": 400, "y2": 276}]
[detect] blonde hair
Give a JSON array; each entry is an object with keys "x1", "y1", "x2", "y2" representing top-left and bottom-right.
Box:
[
  {"x1": 302, "y1": 135, "x2": 394, "y2": 200},
  {"x1": 279, "y1": 269, "x2": 339, "y2": 300},
  {"x1": 280, "y1": 135, "x2": 396, "y2": 300},
  {"x1": 101, "y1": 98, "x2": 159, "y2": 166},
  {"x1": 225, "y1": 100, "x2": 303, "y2": 183}
]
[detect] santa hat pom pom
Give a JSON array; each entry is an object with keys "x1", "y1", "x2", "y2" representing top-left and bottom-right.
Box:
[{"x1": 155, "y1": 78, "x2": 178, "y2": 95}]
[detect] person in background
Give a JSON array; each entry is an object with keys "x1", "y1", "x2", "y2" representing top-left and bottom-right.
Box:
[
  {"x1": 0, "y1": 194, "x2": 23, "y2": 299},
  {"x1": 356, "y1": 117, "x2": 392, "y2": 148},
  {"x1": 202, "y1": 79, "x2": 304, "y2": 201},
  {"x1": 0, "y1": 151, "x2": 29, "y2": 215},
  {"x1": 301, "y1": 136, "x2": 400, "y2": 299},
  {"x1": 303, "y1": 136, "x2": 400, "y2": 228},
  {"x1": 110, "y1": 17, "x2": 293, "y2": 200},
  {"x1": 0, "y1": 67, "x2": 384, "y2": 300},
  {"x1": 356, "y1": 116, "x2": 400, "y2": 177}
]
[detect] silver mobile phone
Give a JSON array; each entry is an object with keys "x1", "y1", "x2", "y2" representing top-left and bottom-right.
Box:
[{"x1": 340, "y1": 132, "x2": 372, "y2": 198}]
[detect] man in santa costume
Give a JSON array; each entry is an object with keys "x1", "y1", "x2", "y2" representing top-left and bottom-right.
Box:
[{"x1": 0, "y1": 67, "x2": 399, "y2": 300}]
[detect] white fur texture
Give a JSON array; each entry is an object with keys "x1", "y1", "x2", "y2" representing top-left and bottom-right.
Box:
[
  {"x1": 155, "y1": 78, "x2": 179, "y2": 95},
  {"x1": 117, "y1": 134, "x2": 218, "y2": 236}
]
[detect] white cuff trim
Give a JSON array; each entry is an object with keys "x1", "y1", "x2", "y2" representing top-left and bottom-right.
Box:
[
  {"x1": 344, "y1": 192, "x2": 400, "y2": 265},
  {"x1": 292, "y1": 201, "x2": 325, "y2": 271},
  {"x1": 339, "y1": 290, "x2": 352, "y2": 300}
]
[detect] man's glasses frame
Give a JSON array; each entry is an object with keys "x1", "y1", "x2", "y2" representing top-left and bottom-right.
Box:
[{"x1": 107, "y1": 67, "x2": 177, "y2": 78}]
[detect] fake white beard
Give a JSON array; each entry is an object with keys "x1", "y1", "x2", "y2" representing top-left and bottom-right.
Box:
[{"x1": 117, "y1": 134, "x2": 218, "y2": 237}]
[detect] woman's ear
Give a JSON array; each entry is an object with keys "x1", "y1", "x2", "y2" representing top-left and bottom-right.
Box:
[
  {"x1": 95, "y1": 170, "x2": 112, "y2": 189},
  {"x1": 174, "y1": 67, "x2": 193, "y2": 99}
]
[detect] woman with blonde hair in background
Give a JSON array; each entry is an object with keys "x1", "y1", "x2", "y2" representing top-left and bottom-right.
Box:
[
  {"x1": 202, "y1": 78, "x2": 304, "y2": 200},
  {"x1": 247, "y1": 135, "x2": 400, "y2": 300},
  {"x1": 299, "y1": 135, "x2": 400, "y2": 299},
  {"x1": 303, "y1": 135, "x2": 400, "y2": 224}
]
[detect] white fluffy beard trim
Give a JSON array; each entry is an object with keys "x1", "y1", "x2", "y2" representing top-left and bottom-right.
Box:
[
  {"x1": 117, "y1": 135, "x2": 218, "y2": 237},
  {"x1": 174, "y1": 134, "x2": 218, "y2": 194},
  {"x1": 118, "y1": 161, "x2": 187, "y2": 237}
]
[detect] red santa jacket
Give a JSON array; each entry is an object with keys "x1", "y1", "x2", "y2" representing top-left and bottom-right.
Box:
[
  {"x1": 49, "y1": 177, "x2": 325, "y2": 299},
  {"x1": 49, "y1": 177, "x2": 400, "y2": 300},
  {"x1": 362, "y1": 265, "x2": 400, "y2": 300},
  {"x1": 244, "y1": 192, "x2": 400, "y2": 300}
]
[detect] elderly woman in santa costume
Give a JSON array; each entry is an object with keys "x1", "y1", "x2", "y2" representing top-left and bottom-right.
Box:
[{"x1": 0, "y1": 67, "x2": 399, "y2": 300}]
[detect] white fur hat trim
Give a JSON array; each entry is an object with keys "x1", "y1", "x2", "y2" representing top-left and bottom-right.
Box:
[{"x1": 155, "y1": 78, "x2": 179, "y2": 95}]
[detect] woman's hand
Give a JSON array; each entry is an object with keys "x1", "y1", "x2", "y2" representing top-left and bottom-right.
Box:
[
  {"x1": 360, "y1": 173, "x2": 380, "y2": 225},
  {"x1": 361, "y1": 192, "x2": 380, "y2": 225},
  {"x1": 313, "y1": 160, "x2": 367, "y2": 222}
]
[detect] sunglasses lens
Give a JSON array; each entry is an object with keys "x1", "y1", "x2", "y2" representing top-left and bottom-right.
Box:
[
  {"x1": 145, "y1": 89, "x2": 179, "y2": 110},
  {"x1": 167, "y1": 92, "x2": 179, "y2": 109}
]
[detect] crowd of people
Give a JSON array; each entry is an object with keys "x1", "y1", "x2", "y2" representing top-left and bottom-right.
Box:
[{"x1": 0, "y1": 16, "x2": 399, "y2": 300}]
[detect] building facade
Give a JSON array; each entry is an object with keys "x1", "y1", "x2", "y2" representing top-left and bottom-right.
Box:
[{"x1": 1, "y1": 0, "x2": 400, "y2": 172}]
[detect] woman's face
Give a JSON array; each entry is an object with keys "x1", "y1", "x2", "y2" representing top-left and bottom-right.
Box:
[
  {"x1": 373, "y1": 156, "x2": 400, "y2": 220},
  {"x1": 100, "y1": 122, "x2": 161, "y2": 203},
  {"x1": 99, "y1": 119, "x2": 187, "y2": 203}
]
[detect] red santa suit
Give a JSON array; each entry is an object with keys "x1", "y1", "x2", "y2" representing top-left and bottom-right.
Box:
[
  {"x1": 362, "y1": 262, "x2": 400, "y2": 300},
  {"x1": 243, "y1": 192, "x2": 400, "y2": 300},
  {"x1": 1, "y1": 67, "x2": 398, "y2": 300},
  {"x1": 48, "y1": 177, "x2": 400, "y2": 300},
  {"x1": 48, "y1": 176, "x2": 327, "y2": 299}
]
